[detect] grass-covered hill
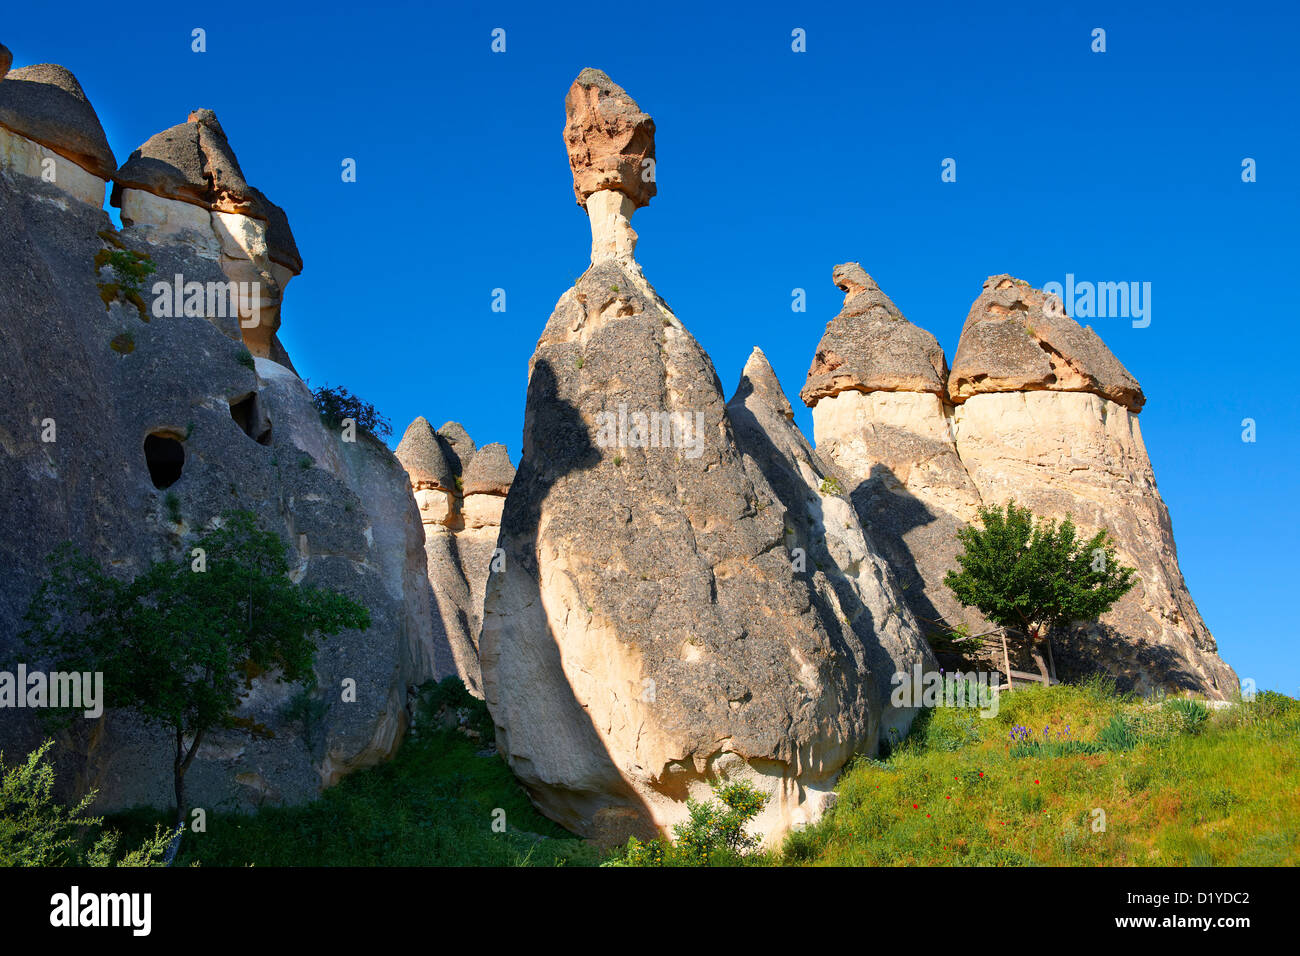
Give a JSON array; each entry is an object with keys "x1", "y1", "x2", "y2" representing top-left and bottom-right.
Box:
[{"x1": 52, "y1": 678, "x2": 1300, "y2": 867}]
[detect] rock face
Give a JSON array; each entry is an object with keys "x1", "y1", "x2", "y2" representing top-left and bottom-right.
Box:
[
  {"x1": 806, "y1": 267, "x2": 1236, "y2": 698},
  {"x1": 729, "y1": 348, "x2": 934, "y2": 739},
  {"x1": 948, "y1": 275, "x2": 1144, "y2": 412},
  {"x1": 110, "y1": 110, "x2": 301, "y2": 360},
  {"x1": 481, "y1": 71, "x2": 922, "y2": 848},
  {"x1": 0, "y1": 44, "x2": 13, "y2": 80},
  {"x1": 0, "y1": 74, "x2": 435, "y2": 813},
  {"x1": 805, "y1": 265, "x2": 988, "y2": 646},
  {"x1": 395, "y1": 419, "x2": 513, "y2": 697},
  {"x1": 563, "y1": 68, "x2": 655, "y2": 211},
  {"x1": 0, "y1": 62, "x2": 116, "y2": 206},
  {"x1": 947, "y1": 277, "x2": 1233, "y2": 696}
]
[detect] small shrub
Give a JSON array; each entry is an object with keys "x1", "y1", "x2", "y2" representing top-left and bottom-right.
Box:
[
  {"x1": 163, "y1": 491, "x2": 182, "y2": 525},
  {"x1": 818, "y1": 476, "x2": 843, "y2": 496},
  {"x1": 612, "y1": 780, "x2": 768, "y2": 867},
  {"x1": 110, "y1": 332, "x2": 134, "y2": 354},
  {"x1": 0, "y1": 740, "x2": 168, "y2": 867},
  {"x1": 1162, "y1": 698, "x2": 1210, "y2": 735},
  {"x1": 1097, "y1": 713, "x2": 1138, "y2": 752},
  {"x1": 236, "y1": 347, "x2": 256, "y2": 371}
]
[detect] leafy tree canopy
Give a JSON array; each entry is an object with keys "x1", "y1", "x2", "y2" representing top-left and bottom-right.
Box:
[{"x1": 943, "y1": 500, "x2": 1136, "y2": 640}]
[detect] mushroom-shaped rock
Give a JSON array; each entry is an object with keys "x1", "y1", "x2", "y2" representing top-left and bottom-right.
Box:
[
  {"x1": 462, "y1": 442, "x2": 514, "y2": 497},
  {"x1": 395, "y1": 416, "x2": 457, "y2": 492},
  {"x1": 564, "y1": 67, "x2": 656, "y2": 210},
  {"x1": 0, "y1": 63, "x2": 116, "y2": 178},
  {"x1": 112, "y1": 109, "x2": 301, "y2": 275},
  {"x1": 436, "y1": 421, "x2": 477, "y2": 474},
  {"x1": 801, "y1": 264, "x2": 949, "y2": 406},
  {"x1": 948, "y1": 275, "x2": 1145, "y2": 412}
]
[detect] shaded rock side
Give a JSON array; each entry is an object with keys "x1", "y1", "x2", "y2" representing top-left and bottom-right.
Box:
[
  {"x1": 804, "y1": 266, "x2": 989, "y2": 646},
  {"x1": 948, "y1": 274, "x2": 1144, "y2": 412},
  {"x1": 481, "y1": 255, "x2": 880, "y2": 848},
  {"x1": 728, "y1": 348, "x2": 936, "y2": 739},
  {"x1": 0, "y1": 62, "x2": 116, "y2": 207},
  {"x1": 0, "y1": 63, "x2": 116, "y2": 179},
  {"x1": 0, "y1": 150, "x2": 433, "y2": 814}
]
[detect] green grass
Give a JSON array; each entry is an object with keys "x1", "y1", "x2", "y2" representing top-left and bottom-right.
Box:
[
  {"x1": 784, "y1": 682, "x2": 1300, "y2": 866},
  {"x1": 104, "y1": 679, "x2": 600, "y2": 867},
  {"x1": 99, "y1": 680, "x2": 1299, "y2": 867}
]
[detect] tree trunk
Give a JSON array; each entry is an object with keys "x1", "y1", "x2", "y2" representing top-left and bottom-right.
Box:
[
  {"x1": 1044, "y1": 635, "x2": 1058, "y2": 683},
  {"x1": 1026, "y1": 627, "x2": 1050, "y2": 684}
]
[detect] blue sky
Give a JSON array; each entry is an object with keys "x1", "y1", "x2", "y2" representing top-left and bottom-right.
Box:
[{"x1": 5, "y1": 1, "x2": 1296, "y2": 692}]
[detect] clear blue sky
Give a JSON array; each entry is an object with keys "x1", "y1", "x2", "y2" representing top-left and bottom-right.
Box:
[{"x1": 6, "y1": 1, "x2": 1296, "y2": 692}]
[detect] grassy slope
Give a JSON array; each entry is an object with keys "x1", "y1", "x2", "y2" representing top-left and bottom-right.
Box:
[
  {"x1": 783, "y1": 681, "x2": 1300, "y2": 866},
  {"x1": 101, "y1": 681, "x2": 1298, "y2": 867},
  {"x1": 105, "y1": 680, "x2": 600, "y2": 867}
]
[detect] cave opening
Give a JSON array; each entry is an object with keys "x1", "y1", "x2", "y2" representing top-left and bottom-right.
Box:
[
  {"x1": 144, "y1": 433, "x2": 185, "y2": 489},
  {"x1": 229, "y1": 392, "x2": 272, "y2": 445}
]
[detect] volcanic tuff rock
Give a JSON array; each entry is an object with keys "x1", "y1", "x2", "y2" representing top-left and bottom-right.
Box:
[
  {"x1": 0, "y1": 62, "x2": 116, "y2": 207},
  {"x1": 729, "y1": 348, "x2": 935, "y2": 739},
  {"x1": 481, "y1": 70, "x2": 925, "y2": 847},
  {"x1": 948, "y1": 275, "x2": 1144, "y2": 412},
  {"x1": 801, "y1": 263, "x2": 949, "y2": 405},
  {"x1": 396, "y1": 420, "x2": 514, "y2": 698},
  {"x1": 563, "y1": 67, "x2": 656, "y2": 210},
  {"x1": 0, "y1": 69, "x2": 436, "y2": 812},
  {"x1": 806, "y1": 266, "x2": 1235, "y2": 698},
  {"x1": 805, "y1": 266, "x2": 988, "y2": 645},
  {"x1": 110, "y1": 109, "x2": 301, "y2": 361},
  {"x1": 947, "y1": 277, "x2": 1232, "y2": 696}
]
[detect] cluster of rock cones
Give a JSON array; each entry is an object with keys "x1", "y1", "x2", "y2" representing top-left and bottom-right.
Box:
[{"x1": 0, "y1": 49, "x2": 1234, "y2": 846}]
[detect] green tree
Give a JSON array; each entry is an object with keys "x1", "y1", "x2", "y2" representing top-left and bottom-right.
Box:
[
  {"x1": 943, "y1": 501, "x2": 1136, "y2": 682},
  {"x1": 21, "y1": 511, "x2": 370, "y2": 829},
  {"x1": 0, "y1": 740, "x2": 170, "y2": 866}
]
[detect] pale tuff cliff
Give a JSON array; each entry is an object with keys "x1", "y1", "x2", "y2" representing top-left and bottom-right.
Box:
[
  {"x1": 480, "y1": 69, "x2": 928, "y2": 846},
  {"x1": 0, "y1": 56, "x2": 435, "y2": 810},
  {"x1": 805, "y1": 269, "x2": 1236, "y2": 699}
]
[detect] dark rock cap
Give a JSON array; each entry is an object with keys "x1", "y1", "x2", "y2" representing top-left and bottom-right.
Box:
[
  {"x1": 0, "y1": 44, "x2": 12, "y2": 79},
  {"x1": 801, "y1": 263, "x2": 949, "y2": 407},
  {"x1": 948, "y1": 275, "x2": 1145, "y2": 412},
  {"x1": 0, "y1": 63, "x2": 116, "y2": 178},
  {"x1": 462, "y1": 442, "x2": 515, "y2": 496},
  {"x1": 563, "y1": 67, "x2": 656, "y2": 209},
  {"x1": 111, "y1": 109, "x2": 302, "y2": 274},
  {"x1": 395, "y1": 417, "x2": 457, "y2": 492}
]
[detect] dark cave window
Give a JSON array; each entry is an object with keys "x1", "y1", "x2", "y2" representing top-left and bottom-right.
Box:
[
  {"x1": 144, "y1": 433, "x2": 185, "y2": 489},
  {"x1": 229, "y1": 392, "x2": 272, "y2": 446}
]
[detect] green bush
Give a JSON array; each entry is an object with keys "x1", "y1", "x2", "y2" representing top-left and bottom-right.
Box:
[
  {"x1": 311, "y1": 384, "x2": 392, "y2": 441},
  {"x1": 0, "y1": 741, "x2": 169, "y2": 867},
  {"x1": 610, "y1": 780, "x2": 768, "y2": 867}
]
